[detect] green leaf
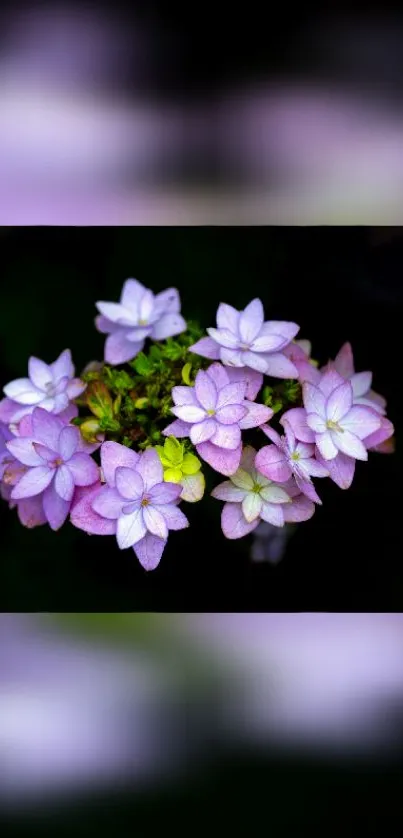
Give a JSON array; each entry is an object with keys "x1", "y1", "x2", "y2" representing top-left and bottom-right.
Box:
[
  {"x1": 181, "y1": 453, "x2": 201, "y2": 475},
  {"x1": 164, "y1": 467, "x2": 183, "y2": 483},
  {"x1": 164, "y1": 436, "x2": 183, "y2": 466},
  {"x1": 133, "y1": 352, "x2": 152, "y2": 376}
]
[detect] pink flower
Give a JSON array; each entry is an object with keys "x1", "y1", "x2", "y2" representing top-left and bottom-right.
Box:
[
  {"x1": 190, "y1": 298, "x2": 300, "y2": 378},
  {"x1": 163, "y1": 363, "x2": 272, "y2": 476},
  {"x1": 255, "y1": 421, "x2": 328, "y2": 504},
  {"x1": 283, "y1": 339, "x2": 321, "y2": 384},
  {"x1": 324, "y1": 342, "x2": 386, "y2": 415}
]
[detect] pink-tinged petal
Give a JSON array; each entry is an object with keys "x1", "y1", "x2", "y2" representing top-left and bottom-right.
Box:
[
  {"x1": 242, "y1": 493, "x2": 262, "y2": 522},
  {"x1": 300, "y1": 456, "x2": 329, "y2": 478},
  {"x1": 303, "y1": 382, "x2": 326, "y2": 418},
  {"x1": 6, "y1": 438, "x2": 43, "y2": 466},
  {"x1": 295, "y1": 476, "x2": 322, "y2": 504},
  {"x1": 221, "y1": 501, "x2": 259, "y2": 539},
  {"x1": 216, "y1": 404, "x2": 247, "y2": 425},
  {"x1": 70, "y1": 483, "x2": 117, "y2": 535},
  {"x1": 255, "y1": 445, "x2": 291, "y2": 483},
  {"x1": 115, "y1": 466, "x2": 144, "y2": 500},
  {"x1": 189, "y1": 337, "x2": 221, "y2": 360},
  {"x1": 125, "y1": 326, "x2": 152, "y2": 342},
  {"x1": 251, "y1": 333, "x2": 287, "y2": 352},
  {"x1": 283, "y1": 494, "x2": 315, "y2": 523},
  {"x1": 171, "y1": 404, "x2": 206, "y2": 423},
  {"x1": 92, "y1": 486, "x2": 125, "y2": 519},
  {"x1": 67, "y1": 452, "x2": 99, "y2": 486},
  {"x1": 211, "y1": 481, "x2": 247, "y2": 502},
  {"x1": 50, "y1": 348, "x2": 75, "y2": 381},
  {"x1": 149, "y1": 482, "x2": 182, "y2": 505},
  {"x1": 318, "y1": 368, "x2": 346, "y2": 397},
  {"x1": 117, "y1": 507, "x2": 147, "y2": 549},
  {"x1": 364, "y1": 416, "x2": 394, "y2": 449},
  {"x1": 351, "y1": 371, "x2": 372, "y2": 398},
  {"x1": 315, "y1": 431, "x2": 338, "y2": 460},
  {"x1": 295, "y1": 339, "x2": 311, "y2": 356},
  {"x1": 2, "y1": 460, "x2": 27, "y2": 487},
  {"x1": 59, "y1": 403, "x2": 79, "y2": 424},
  {"x1": 240, "y1": 351, "x2": 271, "y2": 373},
  {"x1": 306, "y1": 413, "x2": 327, "y2": 433},
  {"x1": 367, "y1": 389, "x2": 387, "y2": 410},
  {"x1": 95, "y1": 315, "x2": 117, "y2": 334},
  {"x1": 104, "y1": 331, "x2": 144, "y2": 365},
  {"x1": 281, "y1": 408, "x2": 315, "y2": 443},
  {"x1": 261, "y1": 352, "x2": 299, "y2": 379},
  {"x1": 279, "y1": 477, "x2": 300, "y2": 498},
  {"x1": 100, "y1": 441, "x2": 140, "y2": 487},
  {"x1": 354, "y1": 395, "x2": 385, "y2": 415},
  {"x1": 190, "y1": 419, "x2": 216, "y2": 445},
  {"x1": 133, "y1": 533, "x2": 166, "y2": 571},
  {"x1": 331, "y1": 429, "x2": 368, "y2": 461},
  {"x1": 58, "y1": 425, "x2": 79, "y2": 460},
  {"x1": 207, "y1": 327, "x2": 240, "y2": 349},
  {"x1": 171, "y1": 386, "x2": 197, "y2": 406},
  {"x1": 28, "y1": 357, "x2": 51, "y2": 390},
  {"x1": 216, "y1": 382, "x2": 246, "y2": 410},
  {"x1": 216, "y1": 302, "x2": 239, "y2": 332},
  {"x1": 11, "y1": 465, "x2": 53, "y2": 499},
  {"x1": 238, "y1": 298, "x2": 264, "y2": 343},
  {"x1": 260, "y1": 502, "x2": 285, "y2": 527},
  {"x1": 316, "y1": 449, "x2": 355, "y2": 489},
  {"x1": 120, "y1": 278, "x2": 146, "y2": 312},
  {"x1": 16, "y1": 414, "x2": 34, "y2": 436},
  {"x1": 96, "y1": 301, "x2": 136, "y2": 325},
  {"x1": 205, "y1": 363, "x2": 230, "y2": 390},
  {"x1": 136, "y1": 448, "x2": 164, "y2": 490},
  {"x1": 260, "y1": 485, "x2": 290, "y2": 504},
  {"x1": 52, "y1": 393, "x2": 69, "y2": 414},
  {"x1": 180, "y1": 472, "x2": 205, "y2": 503},
  {"x1": 261, "y1": 320, "x2": 300, "y2": 343},
  {"x1": 294, "y1": 441, "x2": 314, "y2": 458},
  {"x1": 151, "y1": 313, "x2": 187, "y2": 340},
  {"x1": 156, "y1": 503, "x2": 189, "y2": 530},
  {"x1": 239, "y1": 400, "x2": 273, "y2": 430},
  {"x1": 219, "y1": 347, "x2": 245, "y2": 367},
  {"x1": 55, "y1": 464, "x2": 75, "y2": 501},
  {"x1": 154, "y1": 287, "x2": 181, "y2": 315},
  {"x1": 196, "y1": 441, "x2": 242, "y2": 476},
  {"x1": 211, "y1": 423, "x2": 241, "y2": 449},
  {"x1": 66, "y1": 378, "x2": 86, "y2": 399},
  {"x1": 341, "y1": 405, "x2": 381, "y2": 440},
  {"x1": 162, "y1": 419, "x2": 190, "y2": 438},
  {"x1": 333, "y1": 342, "x2": 354, "y2": 378},
  {"x1": 17, "y1": 494, "x2": 47, "y2": 528},
  {"x1": 295, "y1": 360, "x2": 321, "y2": 385},
  {"x1": 195, "y1": 369, "x2": 217, "y2": 410},
  {"x1": 260, "y1": 424, "x2": 282, "y2": 446},
  {"x1": 32, "y1": 408, "x2": 64, "y2": 449},
  {"x1": 42, "y1": 482, "x2": 70, "y2": 530},
  {"x1": 225, "y1": 367, "x2": 263, "y2": 400},
  {"x1": 143, "y1": 505, "x2": 168, "y2": 539},
  {"x1": 326, "y1": 381, "x2": 353, "y2": 422},
  {"x1": 3, "y1": 378, "x2": 43, "y2": 405}
]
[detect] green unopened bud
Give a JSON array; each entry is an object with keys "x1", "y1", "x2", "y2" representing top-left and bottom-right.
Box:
[
  {"x1": 80, "y1": 418, "x2": 103, "y2": 443},
  {"x1": 181, "y1": 362, "x2": 193, "y2": 385},
  {"x1": 134, "y1": 397, "x2": 149, "y2": 410},
  {"x1": 86, "y1": 380, "x2": 114, "y2": 420}
]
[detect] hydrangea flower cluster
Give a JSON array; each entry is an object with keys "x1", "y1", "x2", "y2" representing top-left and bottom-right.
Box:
[{"x1": 0, "y1": 277, "x2": 395, "y2": 570}]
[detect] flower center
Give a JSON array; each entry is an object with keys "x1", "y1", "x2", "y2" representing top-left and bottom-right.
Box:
[
  {"x1": 138, "y1": 318, "x2": 148, "y2": 326},
  {"x1": 141, "y1": 496, "x2": 150, "y2": 507},
  {"x1": 52, "y1": 457, "x2": 63, "y2": 468},
  {"x1": 291, "y1": 452, "x2": 300, "y2": 461},
  {"x1": 326, "y1": 419, "x2": 344, "y2": 433},
  {"x1": 252, "y1": 482, "x2": 263, "y2": 494},
  {"x1": 240, "y1": 343, "x2": 250, "y2": 351},
  {"x1": 207, "y1": 409, "x2": 215, "y2": 416}
]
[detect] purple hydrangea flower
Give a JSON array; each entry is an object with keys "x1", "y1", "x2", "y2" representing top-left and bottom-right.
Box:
[
  {"x1": 189, "y1": 298, "x2": 300, "y2": 377},
  {"x1": 0, "y1": 349, "x2": 85, "y2": 426},
  {"x1": 211, "y1": 445, "x2": 315, "y2": 538},
  {"x1": 79, "y1": 442, "x2": 189, "y2": 571},
  {"x1": 163, "y1": 363, "x2": 272, "y2": 476},
  {"x1": 255, "y1": 421, "x2": 329, "y2": 504},
  {"x1": 95, "y1": 278, "x2": 187, "y2": 365},
  {"x1": 283, "y1": 339, "x2": 321, "y2": 384},
  {"x1": 324, "y1": 342, "x2": 386, "y2": 415},
  {"x1": 6, "y1": 408, "x2": 99, "y2": 530}
]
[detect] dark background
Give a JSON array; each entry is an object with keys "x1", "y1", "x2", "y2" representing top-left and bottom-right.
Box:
[{"x1": 0, "y1": 227, "x2": 401, "y2": 611}]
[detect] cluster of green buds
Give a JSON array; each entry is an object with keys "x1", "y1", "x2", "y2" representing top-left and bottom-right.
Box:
[{"x1": 155, "y1": 436, "x2": 205, "y2": 502}]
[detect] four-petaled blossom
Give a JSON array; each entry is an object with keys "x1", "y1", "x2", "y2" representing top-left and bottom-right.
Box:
[
  {"x1": 190, "y1": 298, "x2": 300, "y2": 377},
  {"x1": 95, "y1": 278, "x2": 187, "y2": 365},
  {"x1": 211, "y1": 445, "x2": 314, "y2": 538},
  {"x1": 6, "y1": 408, "x2": 99, "y2": 530},
  {"x1": 163, "y1": 363, "x2": 273, "y2": 476},
  {"x1": 85, "y1": 443, "x2": 189, "y2": 570},
  {"x1": 255, "y1": 421, "x2": 329, "y2": 504},
  {"x1": 0, "y1": 349, "x2": 85, "y2": 426}
]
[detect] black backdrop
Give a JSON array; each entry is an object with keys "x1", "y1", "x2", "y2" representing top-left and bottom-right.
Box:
[{"x1": 0, "y1": 227, "x2": 401, "y2": 611}]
